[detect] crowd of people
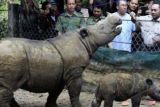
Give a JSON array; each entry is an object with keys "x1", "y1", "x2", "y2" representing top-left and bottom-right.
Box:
[
  {"x1": 37, "y1": 0, "x2": 160, "y2": 52},
  {"x1": 23, "y1": 0, "x2": 160, "y2": 52}
]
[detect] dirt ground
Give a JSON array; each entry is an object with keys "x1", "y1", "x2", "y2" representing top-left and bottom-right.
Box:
[
  {"x1": 14, "y1": 67, "x2": 160, "y2": 107},
  {"x1": 14, "y1": 89, "x2": 160, "y2": 107}
]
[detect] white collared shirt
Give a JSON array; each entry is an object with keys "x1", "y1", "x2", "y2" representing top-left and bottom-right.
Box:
[
  {"x1": 137, "y1": 15, "x2": 160, "y2": 46},
  {"x1": 80, "y1": 8, "x2": 89, "y2": 21}
]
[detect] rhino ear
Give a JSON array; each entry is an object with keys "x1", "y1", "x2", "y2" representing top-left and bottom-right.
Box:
[
  {"x1": 146, "y1": 78, "x2": 153, "y2": 86},
  {"x1": 80, "y1": 28, "x2": 89, "y2": 38}
]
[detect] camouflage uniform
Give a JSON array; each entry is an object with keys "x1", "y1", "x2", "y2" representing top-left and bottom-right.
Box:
[
  {"x1": 55, "y1": 11, "x2": 86, "y2": 33},
  {"x1": 86, "y1": 15, "x2": 105, "y2": 25}
]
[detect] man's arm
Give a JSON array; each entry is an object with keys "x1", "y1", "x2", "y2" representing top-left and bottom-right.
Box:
[
  {"x1": 152, "y1": 35, "x2": 160, "y2": 45},
  {"x1": 134, "y1": 22, "x2": 141, "y2": 33},
  {"x1": 130, "y1": 12, "x2": 141, "y2": 33},
  {"x1": 55, "y1": 16, "x2": 63, "y2": 34}
]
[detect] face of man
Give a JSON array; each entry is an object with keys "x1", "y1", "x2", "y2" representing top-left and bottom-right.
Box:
[
  {"x1": 117, "y1": 0, "x2": 128, "y2": 15},
  {"x1": 128, "y1": 0, "x2": 139, "y2": 11},
  {"x1": 66, "y1": 0, "x2": 76, "y2": 13},
  {"x1": 46, "y1": 4, "x2": 52, "y2": 10},
  {"x1": 75, "y1": 0, "x2": 82, "y2": 12},
  {"x1": 151, "y1": 4, "x2": 160, "y2": 20},
  {"x1": 93, "y1": 7, "x2": 102, "y2": 18}
]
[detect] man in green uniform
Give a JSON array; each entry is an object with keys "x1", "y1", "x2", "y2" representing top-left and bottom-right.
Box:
[
  {"x1": 55, "y1": 0, "x2": 86, "y2": 34},
  {"x1": 86, "y1": 3, "x2": 105, "y2": 25}
]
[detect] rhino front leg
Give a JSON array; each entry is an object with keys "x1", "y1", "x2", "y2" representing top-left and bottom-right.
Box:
[
  {"x1": 45, "y1": 84, "x2": 65, "y2": 107},
  {"x1": 0, "y1": 87, "x2": 13, "y2": 107},
  {"x1": 91, "y1": 86, "x2": 102, "y2": 107},
  {"x1": 131, "y1": 94, "x2": 141, "y2": 107},
  {"x1": 102, "y1": 95, "x2": 114, "y2": 107},
  {"x1": 67, "y1": 77, "x2": 82, "y2": 107},
  {"x1": 91, "y1": 98, "x2": 102, "y2": 107},
  {"x1": 65, "y1": 67, "x2": 84, "y2": 107},
  {"x1": 103, "y1": 99, "x2": 114, "y2": 107}
]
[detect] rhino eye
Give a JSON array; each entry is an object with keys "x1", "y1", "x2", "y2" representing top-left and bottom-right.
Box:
[
  {"x1": 100, "y1": 25, "x2": 104, "y2": 30},
  {"x1": 118, "y1": 19, "x2": 122, "y2": 24}
]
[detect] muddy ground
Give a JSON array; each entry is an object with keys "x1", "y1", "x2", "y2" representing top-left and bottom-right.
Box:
[
  {"x1": 14, "y1": 64, "x2": 160, "y2": 107},
  {"x1": 14, "y1": 89, "x2": 160, "y2": 107}
]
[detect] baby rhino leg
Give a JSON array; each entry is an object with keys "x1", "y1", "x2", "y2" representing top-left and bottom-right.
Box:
[
  {"x1": 91, "y1": 86, "x2": 102, "y2": 107},
  {"x1": 91, "y1": 97, "x2": 102, "y2": 107},
  {"x1": 131, "y1": 95, "x2": 141, "y2": 107}
]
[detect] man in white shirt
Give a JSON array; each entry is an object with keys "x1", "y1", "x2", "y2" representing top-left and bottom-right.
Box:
[
  {"x1": 111, "y1": 0, "x2": 136, "y2": 52},
  {"x1": 136, "y1": 3, "x2": 160, "y2": 51}
]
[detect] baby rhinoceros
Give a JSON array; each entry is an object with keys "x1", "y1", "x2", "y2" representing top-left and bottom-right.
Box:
[{"x1": 91, "y1": 73, "x2": 160, "y2": 107}]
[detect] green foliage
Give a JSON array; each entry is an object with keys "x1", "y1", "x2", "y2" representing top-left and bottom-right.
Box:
[
  {"x1": 0, "y1": 2, "x2": 8, "y2": 39},
  {"x1": 0, "y1": 2, "x2": 7, "y2": 10},
  {"x1": 35, "y1": 0, "x2": 45, "y2": 4},
  {"x1": 0, "y1": 18, "x2": 8, "y2": 38},
  {"x1": 82, "y1": 0, "x2": 88, "y2": 7}
]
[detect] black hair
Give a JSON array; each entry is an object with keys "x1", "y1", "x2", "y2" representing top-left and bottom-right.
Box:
[
  {"x1": 42, "y1": 1, "x2": 50, "y2": 10},
  {"x1": 93, "y1": 1, "x2": 104, "y2": 10},
  {"x1": 128, "y1": 0, "x2": 139, "y2": 14}
]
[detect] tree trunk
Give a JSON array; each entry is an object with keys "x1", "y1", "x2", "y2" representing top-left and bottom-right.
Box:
[{"x1": 8, "y1": 3, "x2": 19, "y2": 37}]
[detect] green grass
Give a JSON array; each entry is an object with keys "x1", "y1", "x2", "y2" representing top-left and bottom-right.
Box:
[{"x1": 0, "y1": 2, "x2": 8, "y2": 38}]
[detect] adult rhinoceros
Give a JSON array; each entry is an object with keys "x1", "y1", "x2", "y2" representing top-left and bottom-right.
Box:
[{"x1": 0, "y1": 14, "x2": 122, "y2": 107}]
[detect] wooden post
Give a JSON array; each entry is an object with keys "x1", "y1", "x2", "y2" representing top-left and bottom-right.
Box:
[{"x1": 8, "y1": 3, "x2": 19, "y2": 37}]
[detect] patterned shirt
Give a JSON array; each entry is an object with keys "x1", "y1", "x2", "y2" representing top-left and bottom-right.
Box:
[
  {"x1": 86, "y1": 15, "x2": 105, "y2": 26},
  {"x1": 137, "y1": 15, "x2": 160, "y2": 46},
  {"x1": 55, "y1": 11, "x2": 86, "y2": 33}
]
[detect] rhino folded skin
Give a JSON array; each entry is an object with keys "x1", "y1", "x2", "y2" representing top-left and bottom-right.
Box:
[{"x1": 0, "y1": 38, "x2": 62, "y2": 92}]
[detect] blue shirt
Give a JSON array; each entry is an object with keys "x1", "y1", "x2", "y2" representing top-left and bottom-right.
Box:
[{"x1": 111, "y1": 12, "x2": 136, "y2": 52}]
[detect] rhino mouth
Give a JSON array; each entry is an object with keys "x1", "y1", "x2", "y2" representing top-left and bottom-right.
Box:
[
  {"x1": 117, "y1": 19, "x2": 122, "y2": 25},
  {"x1": 110, "y1": 18, "x2": 122, "y2": 27}
]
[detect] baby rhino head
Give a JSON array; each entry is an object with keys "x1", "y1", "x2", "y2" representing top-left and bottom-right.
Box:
[{"x1": 145, "y1": 79, "x2": 160, "y2": 101}]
